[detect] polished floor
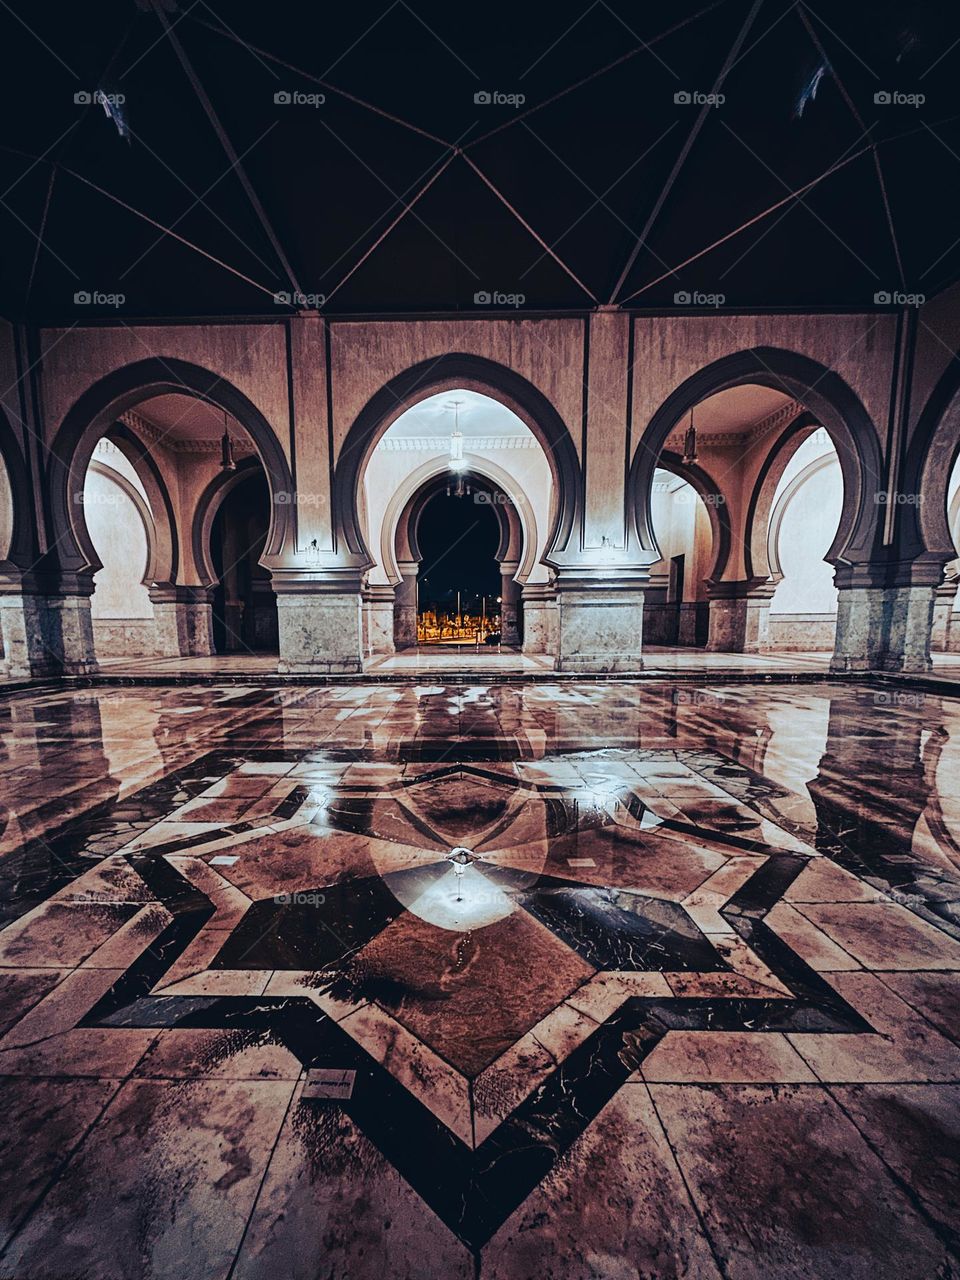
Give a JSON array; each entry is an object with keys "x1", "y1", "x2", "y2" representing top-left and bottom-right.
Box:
[{"x1": 0, "y1": 678, "x2": 959, "y2": 1278}]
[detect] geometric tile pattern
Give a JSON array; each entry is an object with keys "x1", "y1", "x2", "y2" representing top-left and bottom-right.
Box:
[{"x1": 2, "y1": 681, "x2": 960, "y2": 1276}]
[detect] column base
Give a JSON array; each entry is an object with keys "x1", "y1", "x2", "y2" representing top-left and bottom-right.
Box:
[
  {"x1": 362, "y1": 583, "x2": 396, "y2": 656},
  {"x1": 0, "y1": 587, "x2": 98, "y2": 677},
  {"x1": 706, "y1": 581, "x2": 775, "y2": 653},
  {"x1": 150, "y1": 587, "x2": 214, "y2": 658},
  {"x1": 275, "y1": 586, "x2": 363, "y2": 674},
  {"x1": 520, "y1": 582, "x2": 556, "y2": 655},
  {"x1": 555, "y1": 580, "x2": 645, "y2": 673},
  {"x1": 831, "y1": 582, "x2": 936, "y2": 674}
]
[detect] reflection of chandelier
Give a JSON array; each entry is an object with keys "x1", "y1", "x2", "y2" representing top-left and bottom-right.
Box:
[{"x1": 682, "y1": 406, "x2": 698, "y2": 466}]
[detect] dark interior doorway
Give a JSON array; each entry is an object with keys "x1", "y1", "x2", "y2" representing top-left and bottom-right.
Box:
[
  {"x1": 210, "y1": 471, "x2": 278, "y2": 653},
  {"x1": 416, "y1": 489, "x2": 501, "y2": 642}
]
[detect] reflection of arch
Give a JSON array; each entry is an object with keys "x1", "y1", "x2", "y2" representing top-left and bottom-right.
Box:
[
  {"x1": 192, "y1": 457, "x2": 266, "y2": 588},
  {"x1": 905, "y1": 358, "x2": 960, "y2": 570},
  {"x1": 378, "y1": 454, "x2": 539, "y2": 585},
  {"x1": 630, "y1": 349, "x2": 882, "y2": 574},
  {"x1": 49, "y1": 358, "x2": 294, "y2": 581},
  {"x1": 0, "y1": 405, "x2": 35, "y2": 570},
  {"x1": 766, "y1": 452, "x2": 838, "y2": 582},
  {"x1": 657, "y1": 450, "x2": 731, "y2": 585},
  {"x1": 335, "y1": 355, "x2": 579, "y2": 569},
  {"x1": 86, "y1": 461, "x2": 156, "y2": 588},
  {"x1": 744, "y1": 411, "x2": 821, "y2": 580}
]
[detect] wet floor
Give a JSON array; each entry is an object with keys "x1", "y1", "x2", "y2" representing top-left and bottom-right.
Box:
[{"x1": 0, "y1": 679, "x2": 958, "y2": 1278}]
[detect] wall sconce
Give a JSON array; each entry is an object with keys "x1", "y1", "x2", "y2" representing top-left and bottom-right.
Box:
[{"x1": 306, "y1": 537, "x2": 320, "y2": 566}]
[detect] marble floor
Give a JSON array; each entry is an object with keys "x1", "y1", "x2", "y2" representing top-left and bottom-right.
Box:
[{"x1": 0, "y1": 678, "x2": 959, "y2": 1278}]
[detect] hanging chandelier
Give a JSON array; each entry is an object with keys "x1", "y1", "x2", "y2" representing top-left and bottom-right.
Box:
[
  {"x1": 219, "y1": 406, "x2": 236, "y2": 472},
  {"x1": 682, "y1": 406, "x2": 698, "y2": 466},
  {"x1": 447, "y1": 399, "x2": 466, "y2": 472}
]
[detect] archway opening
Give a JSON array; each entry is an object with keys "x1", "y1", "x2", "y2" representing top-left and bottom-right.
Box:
[
  {"x1": 209, "y1": 467, "x2": 278, "y2": 654},
  {"x1": 82, "y1": 438, "x2": 157, "y2": 660},
  {"x1": 416, "y1": 486, "x2": 502, "y2": 644},
  {"x1": 766, "y1": 428, "x2": 843, "y2": 651},
  {"x1": 360, "y1": 387, "x2": 552, "y2": 659},
  {"x1": 647, "y1": 466, "x2": 713, "y2": 647}
]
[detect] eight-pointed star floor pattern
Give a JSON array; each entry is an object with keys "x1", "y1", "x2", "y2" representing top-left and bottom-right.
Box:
[{"x1": 0, "y1": 679, "x2": 959, "y2": 1278}]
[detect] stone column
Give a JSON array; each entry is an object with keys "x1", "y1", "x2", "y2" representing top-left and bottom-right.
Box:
[
  {"x1": 362, "y1": 582, "x2": 396, "y2": 656},
  {"x1": 0, "y1": 573, "x2": 98, "y2": 676},
  {"x1": 930, "y1": 578, "x2": 958, "y2": 652},
  {"x1": 553, "y1": 570, "x2": 646, "y2": 673},
  {"x1": 149, "y1": 586, "x2": 214, "y2": 657},
  {"x1": 706, "y1": 579, "x2": 776, "y2": 653},
  {"x1": 831, "y1": 565, "x2": 939, "y2": 674},
  {"x1": 500, "y1": 561, "x2": 521, "y2": 646},
  {"x1": 520, "y1": 581, "x2": 556, "y2": 655},
  {"x1": 393, "y1": 561, "x2": 419, "y2": 650},
  {"x1": 273, "y1": 573, "x2": 364, "y2": 674}
]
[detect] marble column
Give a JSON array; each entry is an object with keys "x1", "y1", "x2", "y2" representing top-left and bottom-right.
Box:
[
  {"x1": 149, "y1": 586, "x2": 214, "y2": 657},
  {"x1": 930, "y1": 578, "x2": 958, "y2": 652},
  {"x1": 706, "y1": 579, "x2": 776, "y2": 653},
  {"x1": 831, "y1": 569, "x2": 938, "y2": 674},
  {"x1": 520, "y1": 581, "x2": 556, "y2": 655},
  {"x1": 0, "y1": 574, "x2": 98, "y2": 676},
  {"x1": 362, "y1": 582, "x2": 395, "y2": 656},
  {"x1": 553, "y1": 570, "x2": 646, "y2": 673},
  {"x1": 394, "y1": 561, "x2": 419, "y2": 650},
  {"x1": 500, "y1": 561, "x2": 521, "y2": 646},
  {"x1": 274, "y1": 574, "x2": 364, "y2": 674}
]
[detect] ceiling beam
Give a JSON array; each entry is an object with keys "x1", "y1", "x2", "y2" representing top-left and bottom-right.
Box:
[
  {"x1": 607, "y1": 0, "x2": 766, "y2": 304},
  {"x1": 149, "y1": 0, "x2": 306, "y2": 299}
]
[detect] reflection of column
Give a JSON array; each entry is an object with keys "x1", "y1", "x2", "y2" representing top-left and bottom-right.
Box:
[
  {"x1": 362, "y1": 583, "x2": 395, "y2": 655},
  {"x1": 520, "y1": 581, "x2": 555, "y2": 654},
  {"x1": 394, "y1": 560, "x2": 419, "y2": 650},
  {"x1": 554, "y1": 570, "x2": 645, "y2": 672},
  {"x1": 500, "y1": 560, "x2": 521, "y2": 646},
  {"x1": 149, "y1": 586, "x2": 214, "y2": 657},
  {"x1": 706, "y1": 579, "x2": 776, "y2": 652},
  {"x1": 0, "y1": 576, "x2": 98, "y2": 676},
  {"x1": 274, "y1": 574, "x2": 363, "y2": 674}
]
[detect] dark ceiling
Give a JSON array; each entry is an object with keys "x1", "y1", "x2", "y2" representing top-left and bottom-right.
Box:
[{"x1": 1, "y1": 0, "x2": 958, "y2": 321}]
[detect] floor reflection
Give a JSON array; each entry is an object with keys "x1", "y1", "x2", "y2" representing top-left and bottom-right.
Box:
[{"x1": 0, "y1": 679, "x2": 958, "y2": 1277}]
